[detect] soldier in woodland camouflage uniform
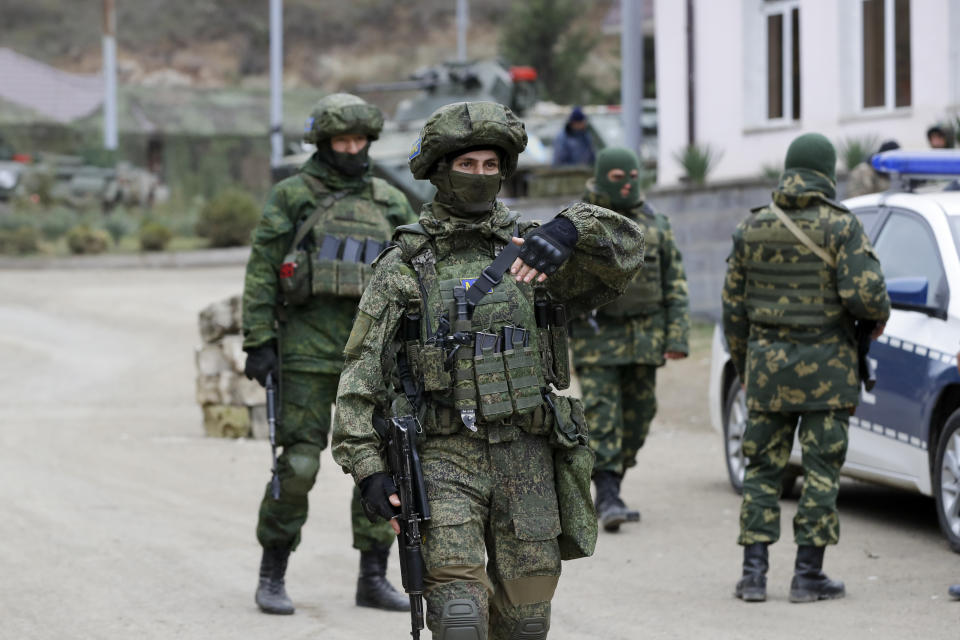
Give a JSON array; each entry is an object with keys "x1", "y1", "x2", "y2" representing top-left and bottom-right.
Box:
[
  {"x1": 570, "y1": 147, "x2": 689, "y2": 532},
  {"x1": 241, "y1": 94, "x2": 417, "y2": 615},
  {"x1": 722, "y1": 133, "x2": 890, "y2": 603},
  {"x1": 332, "y1": 102, "x2": 644, "y2": 639},
  {"x1": 845, "y1": 139, "x2": 899, "y2": 199}
]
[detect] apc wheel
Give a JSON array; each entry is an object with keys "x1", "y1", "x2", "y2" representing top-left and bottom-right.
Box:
[
  {"x1": 934, "y1": 408, "x2": 960, "y2": 553},
  {"x1": 723, "y1": 377, "x2": 748, "y2": 494}
]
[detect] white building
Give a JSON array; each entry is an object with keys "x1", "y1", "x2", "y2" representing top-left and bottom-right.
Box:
[{"x1": 653, "y1": 0, "x2": 960, "y2": 186}]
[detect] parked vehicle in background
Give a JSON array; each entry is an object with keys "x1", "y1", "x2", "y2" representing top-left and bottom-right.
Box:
[{"x1": 709, "y1": 151, "x2": 960, "y2": 551}]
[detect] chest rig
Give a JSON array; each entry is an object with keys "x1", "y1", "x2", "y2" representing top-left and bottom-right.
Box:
[
  {"x1": 396, "y1": 227, "x2": 571, "y2": 437},
  {"x1": 279, "y1": 174, "x2": 394, "y2": 304},
  {"x1": 600, "y1": 204, "x2": 664, "y2": 318},
  {"x1": 742, "y1": 205, "x2": 843, "y2": 329}
]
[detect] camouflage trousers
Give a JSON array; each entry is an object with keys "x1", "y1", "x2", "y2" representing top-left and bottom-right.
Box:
[
  {"x1": 738, "y1": 409, "x2": 849, "y2": 547},
  {"x1": 256, "y1": 371, "x2": 395, "y2": 552},
  {"x1": 578, "y1": 363, "x2": 657, "y2": 476},
  {"x1": 420, "y1": 430, "x2": 561, "y2": 640}
]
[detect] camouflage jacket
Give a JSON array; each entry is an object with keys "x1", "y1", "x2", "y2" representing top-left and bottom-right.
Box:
[
  {"x1": 331, "y1": 201, "x2": 645, "y2": 484},
  {"x1": 571, "y1": 193, "x2": 689, "y2": 366},
  {"x1": 846, "y1": 161, "x2": 890, "y2": 199},
  {"x1": 242, "y1": 155, "x2": 416, "y2": 374},
  {"x1": 721, "y1": 179, "x2": 890, "y2": 412}
]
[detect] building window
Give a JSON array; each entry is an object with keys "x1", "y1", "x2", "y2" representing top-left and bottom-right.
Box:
[
  {"x1": 764, "y1": 2, "x2": 800, "y2": 121},
  {"x1": 861, "y1": 0, "x2": 911, "y2": 109}
]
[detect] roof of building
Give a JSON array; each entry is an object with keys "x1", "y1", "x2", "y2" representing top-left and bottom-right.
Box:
[{"x1": 0, "y1": 48, "x2": 104, "y2": 123}]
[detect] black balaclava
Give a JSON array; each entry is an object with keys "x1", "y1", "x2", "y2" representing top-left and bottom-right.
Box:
[{"x1": 317, "y1": 137, "x2": 371, "y2": 177}]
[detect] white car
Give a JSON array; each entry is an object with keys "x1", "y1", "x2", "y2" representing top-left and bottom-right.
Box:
[{"x1": 709, "y1": 151, "x2": 960, "y2": 551}]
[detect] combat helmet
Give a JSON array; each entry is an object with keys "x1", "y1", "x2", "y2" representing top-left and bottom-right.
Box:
[
  {"x1": 408, "y1": 101, "x2": 527, "y2": 179},
  {"x1": 304, "y1": 93, "x2": 384, "y2": 144}
]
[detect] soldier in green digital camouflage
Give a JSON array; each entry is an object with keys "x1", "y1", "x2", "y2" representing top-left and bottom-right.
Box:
[
  {"x1": 332, "y1": 101, "x2": 644, "y2": 639},
  {"x1": 241, "y1": 93, "x2": 417, "y2": 615},
  {"x1": 722, "y1": 133, "x2": 890, "y2": 603},
  {"x1": 570, "y1": 147, "x2": 689, "y2": 533}
]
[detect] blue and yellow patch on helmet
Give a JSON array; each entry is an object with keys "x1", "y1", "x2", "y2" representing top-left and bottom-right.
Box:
[
  {"x1": 408, "y1": 137, "x2": 422, "y2": 161},
  {"x1": 460, "y1": 277, "x2": 493, "y2": 294},
  {"x1": 304, "y1": 117, "x2": 314, "y2": 133}
]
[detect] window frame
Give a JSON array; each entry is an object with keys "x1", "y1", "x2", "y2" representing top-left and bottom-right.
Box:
[
  {"x1": 856, "y1": 0, "x2": 912, "y2": 114},
  {"x1": 761, "y1": 0, "x2": 801, "y2": 125}
]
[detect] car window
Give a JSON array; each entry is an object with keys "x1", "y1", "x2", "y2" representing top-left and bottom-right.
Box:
[
  {"x1": 950, "y1": 215, "x2": 960, "y2": 258},
  {"x1": 852, "y1": 207, "x2": 882, "y2": 238},
  {"x1": 873, "y1": 209, "x2": 947, "y2": 307}
]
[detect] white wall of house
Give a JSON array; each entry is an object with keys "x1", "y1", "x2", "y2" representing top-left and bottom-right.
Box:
[{"x1": 655, "y1": 0, "x2": 960, "y2": 186}]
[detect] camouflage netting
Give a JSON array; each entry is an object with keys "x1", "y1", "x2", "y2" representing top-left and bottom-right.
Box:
[{"x1": 195, "y1": 294, "x2": 268, "y2": 439}]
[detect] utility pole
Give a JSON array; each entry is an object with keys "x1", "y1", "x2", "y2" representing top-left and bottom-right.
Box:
[
  {"x1": 621, "y1": 0, "x2": 644, "y2": 157},
  {"x1": 269, "y1": 0, "x2": 284, "y2": 167},
  {"x1": 456, "y1": 0, "x2": 469, "y2": 62},
  {"x1": 102, "y1": 0, "x2": 117, "y2": 151}
]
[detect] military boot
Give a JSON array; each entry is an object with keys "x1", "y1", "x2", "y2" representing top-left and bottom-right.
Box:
[
  {"x1": 255, "y1": 546, "x2": 295, "y2": 615},
  {"x1": 593, "y1": 471, "x2": 641, "y2": 532},
  {"x1": 789, "y1": 545, "x2": 845, "y2": 603},
  {"x1": 356, "y1": 545, "x2": 410, "y2": 611},
  {"x1": 734, "y1": 543, "x2": 768, "y2": 602}
]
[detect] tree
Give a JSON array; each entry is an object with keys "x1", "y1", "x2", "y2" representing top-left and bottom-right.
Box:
[{"x1": 498, "y1": 0, "x2": 600, "y2": 104}]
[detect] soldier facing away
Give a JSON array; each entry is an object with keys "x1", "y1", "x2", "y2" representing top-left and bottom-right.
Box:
[
  {"x1": 241, "y1": 93, "x2": 418, "y2": 615},
  {"x1": 332, "y1": 101, "x2": 644, "y2": 639},
  {"x1": 722, "y1": 133, "x2": 890, "y2": 603},
  {"x1": 570, "y1": 146, "x2": 690, "y2": 532}
]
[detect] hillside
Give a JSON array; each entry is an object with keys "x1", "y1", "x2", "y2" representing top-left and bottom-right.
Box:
[{"x1": 0, "y1": 0, "x2": 619, "y2": 101}]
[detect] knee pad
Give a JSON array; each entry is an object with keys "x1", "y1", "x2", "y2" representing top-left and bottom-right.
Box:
[
  {"x1": 284, "y1": 444, "x2": 320, "y2": 495},
  {"x1": 510, "y1": 616, "x2": 549, "y2": 640},
  {"x1": 436, "y1": 598, "x2": 484, "y2": 640}
]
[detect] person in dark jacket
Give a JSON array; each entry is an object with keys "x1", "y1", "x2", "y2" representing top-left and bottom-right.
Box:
[{"x1": 552, "y1": 106, "x2": 596, "y2": 166}]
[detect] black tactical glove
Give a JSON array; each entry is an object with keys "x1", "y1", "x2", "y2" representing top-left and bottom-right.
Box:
[
  {"x1": 359, "y1": 472, "x2": 400, "y2": 523},
  {"x1": 243, "y1": 342, "x2": 278, "y2": 387},
  {"x1": 518, "y1": 216, "x2": 579, "y2": 276}
]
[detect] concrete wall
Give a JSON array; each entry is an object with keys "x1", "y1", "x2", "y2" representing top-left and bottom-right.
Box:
[{"x1": 655, "y1": 0, "x2": 959, "y2": 186}]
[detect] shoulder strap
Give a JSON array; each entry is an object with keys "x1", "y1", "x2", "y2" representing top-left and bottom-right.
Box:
[
  {"x1": 464, "y1": 223, "x2": 521, "y2": 310},
  {"x1": 288, "y1": 188, "x2": 351, "y2": 251},
  {"x1": 768, "y1": 202, "x2": 836, "y2": 268}
]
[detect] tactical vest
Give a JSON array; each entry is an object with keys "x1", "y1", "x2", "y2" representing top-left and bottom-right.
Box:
[
  {"x1": 599, "y1": 204, "x2": 663, "y2": 317},
  {"x1": 742, "y1": 206, "x2": 843, "y2": 328},
  {"x1": 396, "y1": 227, "x2": 571, "y2": 436},
  {"x1": 279, "y1": 174, "x2": 394, "y2": 304}
]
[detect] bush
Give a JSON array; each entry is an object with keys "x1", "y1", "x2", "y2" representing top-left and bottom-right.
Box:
[
  {"x1": 139, "y1": 221, "x2": 173, "y2": 252},
  {"x1": 0, "y1": 226, "x2": 39, "y2": 255},
  {"x1": 66, "y1": 225, "x2": 111, "y2": 255},
  {"x1": 837, "y1": 134, "x2": 880, "y2": 171},
  {"x1": 674, "y1": 143, "x2": 723, "y2": 185},
  {"x1": 37, "y1": 207, "x2": 78, "y2": 240},
  {"x1": 103, "y1": 208, "x2": 138, "y2": 243},
  {"x1": 195, "y1": 188, "x2": 260, "y2": 247}
]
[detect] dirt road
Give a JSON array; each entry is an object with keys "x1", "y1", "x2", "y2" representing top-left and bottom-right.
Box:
[{"x1": 0, "y1": 266, "x2": 956, "y2": 639}]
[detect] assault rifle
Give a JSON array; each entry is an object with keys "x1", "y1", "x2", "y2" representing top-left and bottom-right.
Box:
[
  {"x1": 385, "y1": 415, "x2": 431, "y2": 640},
  {"x1": 265, "y1": 371, "x2": 281, "y2": 500}
]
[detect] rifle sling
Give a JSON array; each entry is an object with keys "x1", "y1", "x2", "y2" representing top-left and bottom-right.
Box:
[{"x1": 768, "y1": 202, "x2": 836, "y2": 268}]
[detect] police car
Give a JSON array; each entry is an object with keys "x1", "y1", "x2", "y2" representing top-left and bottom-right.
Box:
[{"x1": 708, "y1": 151, "x2": 960, "y2": 551}]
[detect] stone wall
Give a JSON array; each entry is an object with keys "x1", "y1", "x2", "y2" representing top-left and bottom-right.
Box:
[{"x1": 195, "y1": 294, "x2": 269, "y2": 438}]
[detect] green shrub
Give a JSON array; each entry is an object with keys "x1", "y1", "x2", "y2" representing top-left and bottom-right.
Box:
[
  {"x1": 837, "y1": 134, "x2": 879, "y2": 171},
  {"x1": 195, "y1": 188, "x2": 260, "y2": 247},
  {"x1": 103, "y1": 208, "x2": 137, "y2": 243},
  {"x1": 0, "y1": 226, "x2": 39, "y2": 255},
  {"x1": 139, "y1": 221, "x2": 173, "y2": 251},
  {"x1": 674, "y1": 143, "x2": 723, "y2": 185},
  {"x1": 66, "y1": 225, "x2": 111, "y2": 255},
  {"x1": 37, "y1": 207, "x2": 77, "y2": 240}
]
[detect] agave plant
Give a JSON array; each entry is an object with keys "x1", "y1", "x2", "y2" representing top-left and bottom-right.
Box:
[
  {"x1": 673, "y1": 143, "x2": 723, "y2": 185},
  {"x1": 837, "y1": 134, "x2": 880, "y2": 171}
]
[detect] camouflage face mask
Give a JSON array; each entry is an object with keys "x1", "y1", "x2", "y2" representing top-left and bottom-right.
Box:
[{"x1": 431, "y1": 168, "x2": 502, "y2": 215}]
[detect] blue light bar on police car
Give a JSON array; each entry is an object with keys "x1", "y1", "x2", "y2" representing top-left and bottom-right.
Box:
[{"x1": 871, "y1": 150, "x2": 960, "y2": 176}]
